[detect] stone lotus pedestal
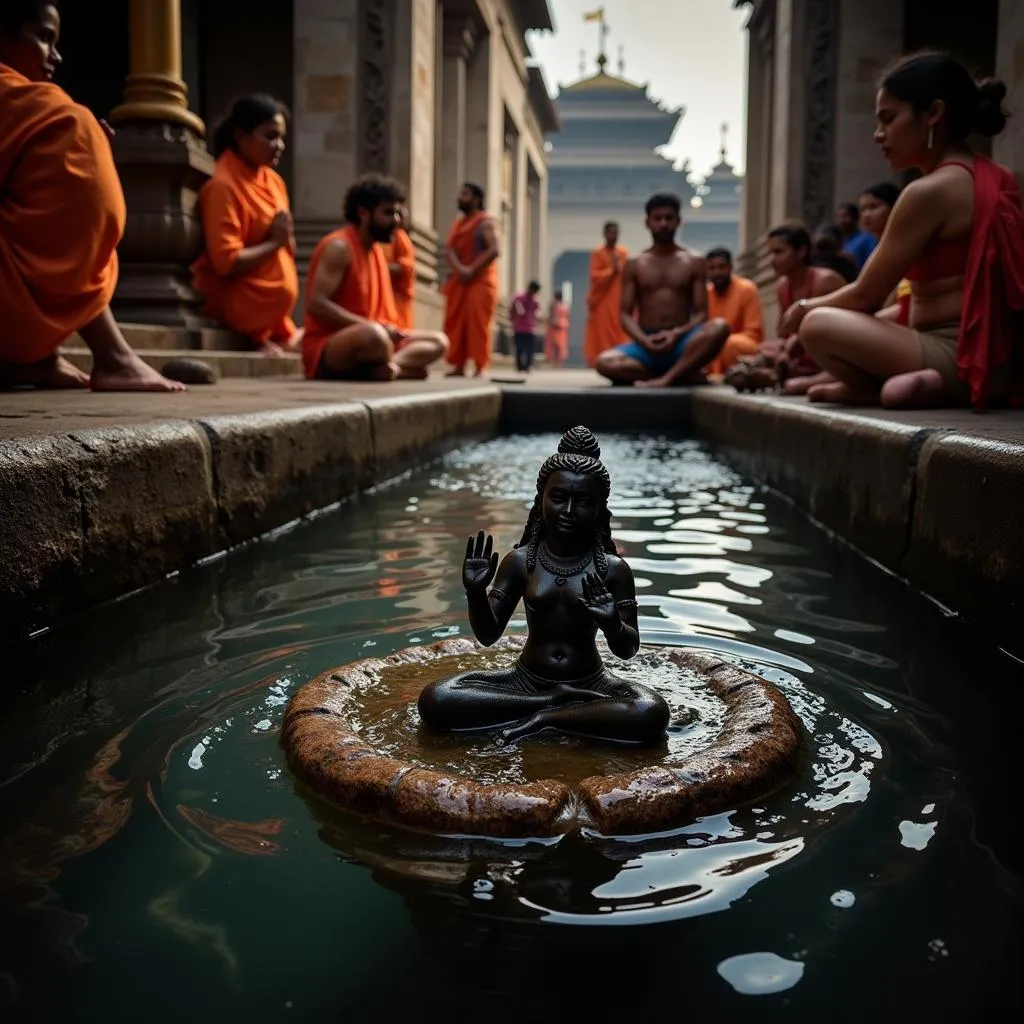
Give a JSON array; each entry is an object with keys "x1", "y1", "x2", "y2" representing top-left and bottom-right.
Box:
[{"x1": 281, "y1": 636, "x2": 804, "y2": 839}]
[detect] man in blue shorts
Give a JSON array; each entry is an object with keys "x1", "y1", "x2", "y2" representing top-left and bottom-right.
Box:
[{"x1": 595, "y1": 192, "x2": 729, "y2": 387}]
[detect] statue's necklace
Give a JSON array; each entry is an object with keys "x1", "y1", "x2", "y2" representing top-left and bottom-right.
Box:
[{"x1": 538, "y1": 544, "x2": 591, "y2": 586}]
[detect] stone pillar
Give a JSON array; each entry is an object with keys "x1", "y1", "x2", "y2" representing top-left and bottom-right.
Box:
[
  {"x1": 464, "y1": 35, "x2": 492, "y2": 193},
  {"x1": 108, "y1": 0, "x2": 214, "y2": 326},
  {"x1": 994, "y1": 0, "x2": 1024, "y2": 187},
  {"x1": 740, "y1": 29, "x2": 765, "y2": 253},
  {"x1": 512, "y1": 133, "x2": 529, "y2": 292},
  {"x1": 292, "y1": 0, "x2": 359, "y2": 260},
  {"x1": 832, "y1": 0, "x2": 904, "y2": 208},
  {"x1": 390, "y1": 0, "x2": 441, "y2": 298},
  {"x1": 435, "y1": 16, "x2": 476, "y2": 295},
  {"x1": 534, "y1": 167, "x2": 548, "y2": 292}
]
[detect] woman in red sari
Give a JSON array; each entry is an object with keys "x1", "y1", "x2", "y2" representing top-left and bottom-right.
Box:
[{"x1": 779, "y1": 52, "x2": 1024, "y2": 409}]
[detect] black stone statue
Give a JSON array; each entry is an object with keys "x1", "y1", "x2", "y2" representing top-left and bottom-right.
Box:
[{"x1": 418, "y1": 426, "x2": 670, "y2": 746}]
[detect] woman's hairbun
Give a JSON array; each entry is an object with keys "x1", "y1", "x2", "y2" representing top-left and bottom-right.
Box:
[{"x1": 975, "y1": 77, "x2": 1009, "y2": 137}]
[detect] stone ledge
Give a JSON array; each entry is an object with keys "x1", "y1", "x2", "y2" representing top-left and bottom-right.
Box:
[
  {"x1": 0, "y1": 423, "x2": 217, "y2": 639},
  {"x1": 688, "y1": 389, "x2": 939, "y2": 569},
  {"x1": 904, "y1": 433, "x2": 1024, "y2": 643},
  {"x1": 0, "y1": 390, "x2": 502, "y2": 643}
]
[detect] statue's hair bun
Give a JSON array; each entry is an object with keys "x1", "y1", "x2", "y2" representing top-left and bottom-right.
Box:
[{"x1": 558, "y1": 425, "x2": 602, "y2": 460}]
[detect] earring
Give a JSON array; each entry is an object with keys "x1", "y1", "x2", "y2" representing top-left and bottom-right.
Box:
[{"x1": 927, "y1": 126, "x2": 934, "y2": 150}]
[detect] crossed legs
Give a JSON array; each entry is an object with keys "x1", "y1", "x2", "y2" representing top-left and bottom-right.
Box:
[{"x1": 319, "y1": 323, "x2": 449, "y2": 381}]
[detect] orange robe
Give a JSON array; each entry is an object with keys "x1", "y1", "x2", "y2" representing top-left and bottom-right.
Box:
[
  {"x1": 381, "y1": 227, "x2": 415, "y2": 331},
  {"x1": 584, "y1": 244, "x2": 629, "y2": 367},
  {"x1": 191, "y1": 148, "x2": 298, "y2": 344},
  {"x1": 544, "y1": 301, "x2": 570, "y2": 365},
  {"x1": 301, "y1": 224, "x2": 398, "y2": 379},
  {"x1": 706, "y1": 275, "x2": 765, "y2": 375},
  {"x1": 0, "y1": 65, "x2": 125, "y2": 364},
  {"x1": 442, "y1": 211, "x2": 499, "y2": 372}
]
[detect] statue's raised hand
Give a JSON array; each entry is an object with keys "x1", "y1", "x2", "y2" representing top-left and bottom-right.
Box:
[
  {"x1": 463, "y1": 531, "x2": 498, "y2": 591},
  {"x1": 579, "y1": 572, "x2": 619, "y2": 631}
]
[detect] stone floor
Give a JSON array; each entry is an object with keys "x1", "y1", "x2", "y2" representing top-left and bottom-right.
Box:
[{"x1": 2, "y1": 368, "x2": 1023, "y2": 444}]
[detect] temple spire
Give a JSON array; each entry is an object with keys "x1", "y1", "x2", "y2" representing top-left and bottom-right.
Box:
[
  {"x1": 583, "y1": 6, "x2": 608, "y2": 72},
  {"x1": 720, "y1": 121, "x2": 729, "y2": 162}
]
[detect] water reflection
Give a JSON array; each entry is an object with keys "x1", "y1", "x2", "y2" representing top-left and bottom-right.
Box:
[{"x1": 1, "y1": 433, "x2": 1023, "y2": 1019}]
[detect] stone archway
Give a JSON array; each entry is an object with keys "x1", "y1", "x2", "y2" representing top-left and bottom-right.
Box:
[{"x1": 551, "y1": 250, "x2": 592, "y2": 367}]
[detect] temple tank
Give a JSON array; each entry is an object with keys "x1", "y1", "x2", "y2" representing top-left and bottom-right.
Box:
[{"x1": 0, "y1": 434, "x2": 1020, "y2": 1019}]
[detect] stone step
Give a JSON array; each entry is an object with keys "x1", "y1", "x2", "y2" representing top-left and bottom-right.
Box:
[
  {"x1": 69, "y1": 323, "x2": 253, "y2": 353},
  {"x1": 61, "y1": 348, "x2": 303, "y2": 380}
]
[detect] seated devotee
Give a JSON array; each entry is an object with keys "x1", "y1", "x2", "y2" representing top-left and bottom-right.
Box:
[
  {"x1": 704, "y1": 247, "x2": 764, "y2": 375},
  {"x1": 191, "y1": 94, "x2": 300, "y2": 356},
  {"x1": 544, "y1": 289, "x2": 570, "y2": 368},
  {"x1": 779, "y1": 52, "x2": 1024, "y2": 409},
  {"x1": 511, "y1": 280, "x2": 541, "y2": 372},
  {"x1": 859, "y1": 182, "x2": 908, "y2": 322},
  {"x1": 381, "y1": 204, "x2": 415, "y2": 332},
  {"x1": 594, "y1": 193, "x2": 729, "y2": 388},
  {"x1": 837, "y1": 200, "x2": 877, "y2": 271},
  {"x1": 0, "y1": 0, "x2": 184, "y2": 392},
  {"x1": 812, "y1": 224, "x2": 858, "y2": 283},
  {"x1": 725, "y1": 222, "x2": 846, "y2": 393},
  {"x1": 301, "y1": 174, "x2": 448, "y2": 381}
]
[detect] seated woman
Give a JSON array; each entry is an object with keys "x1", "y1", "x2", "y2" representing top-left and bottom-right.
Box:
[
  {"x1": 191, "y1": 94, "x2": 300, "y2": 356},
  {"x1": 725, "y1": 223, "x2": 845, "y2": 393},
  {"x1": 418, "y1": 426, "x2": 669, "y2": 747},
  {"x1": 779, "y1": 52, "x2": 1024, "y2": 409},
  {"x1": 0, "y1": 0, "x2": 184, "y2": 392}
]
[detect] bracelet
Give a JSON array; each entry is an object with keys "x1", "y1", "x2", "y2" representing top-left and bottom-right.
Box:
[{"x1": 615, "y1": 598, "x2": 637, "y2": 609}]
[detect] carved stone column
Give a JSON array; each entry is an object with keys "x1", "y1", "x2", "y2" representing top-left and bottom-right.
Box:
[
  {"x1": 108, "y1": 0, "x2": 214, "y2": 327},
  {"x1": 800, "y1": 0, "x2": 839, "y2": 230},
  {"x1": 435, "y1": 18, "x2": 474, "y2": 233}
]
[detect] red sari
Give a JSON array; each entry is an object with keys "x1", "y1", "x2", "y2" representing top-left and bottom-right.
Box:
[{"x1": 957, "y1": 155, "x2": 1024, "y2": 409}]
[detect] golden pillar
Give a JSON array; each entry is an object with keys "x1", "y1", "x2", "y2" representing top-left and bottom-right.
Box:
[{"x1": 108, "y1": 0, "x2": 214, "y2": 328}]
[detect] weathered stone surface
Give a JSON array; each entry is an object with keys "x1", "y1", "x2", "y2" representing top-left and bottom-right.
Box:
[
  {"x1": 690, "y1": 390, "x2": 929, "y2": 568},
  {"x1": 0, "y1": 423, "x2": 216, "y2": 640},
  {"x1": 282, "y1": 639, "x2": 802, "y2": 838},
  {"x1": 904, "y1": 433, "x2": 1024, "y2": 642},
  {"x1": 364, "y1": 388, "x2": 500, "y2": 475},
  {"x1": 198, "y1": 404, "x2": 374, "y2": 547},
  {"x1": 578, "y1": 649, "x2": 804, "y2": 835}
]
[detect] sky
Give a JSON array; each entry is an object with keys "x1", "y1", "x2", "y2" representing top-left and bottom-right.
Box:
[{"x1": 527, "y1": 0, "x2": 749, "y2": 180}]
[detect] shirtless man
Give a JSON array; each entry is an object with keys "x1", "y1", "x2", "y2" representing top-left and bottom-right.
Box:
[{"x1": 595, "y1": 193, "x2": 729, "y2": 387}]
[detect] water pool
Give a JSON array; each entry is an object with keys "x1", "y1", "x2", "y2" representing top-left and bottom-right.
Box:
[{"x1": 0, "y1": 433, "x2": 1021, "y2": 1020}]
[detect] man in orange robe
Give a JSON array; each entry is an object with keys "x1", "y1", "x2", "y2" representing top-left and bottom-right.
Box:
[
  {"x1": 302, "y1": 174, "x2": 447, "y2": 381},
  {"x1": 190, "y1": 96, "x2": 300, "y2": 355},
  {"x1": 0, "y1": 2, "x2": 184, "y2": 391},
  {"x1": 382, "y1": 204, "x2": 415, "y2": 331},
  {"x1": 703, "y1": 246, "x2": 764, "y2": 375},
  {"x1": 442, "y1": 182, "x2": 500, "y2": 377},
  {"x1": 584, "y1": 221, "x2": 629, "y2": 367}
]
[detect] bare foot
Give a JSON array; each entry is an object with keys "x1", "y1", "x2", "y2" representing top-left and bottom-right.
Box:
[
  {"x1": 367, "y1": 361, "x2": 399, "y2": 382},
  {"x1": 880, "y1": 369, "x2": 945, "y2": 409},
  {"x1": 282, "y1": 327, "x2": 305, "y2": 352},
  {"x1": 394, "y1": 362, "x2": 429, "y2": 380},
  {"x1": 258, "y1": 341, "x2": 286, "y2": 358},
  {"x1": 91, "y1": 351, "x2": 187, "y2": 392},
  {"x1": 495, "y1": 716, "x2": 543, "y2": 747},
  {"x1": 0, "y1": 353, "x2": 90, "y2": 390},
  {"x1": 807, "y1": 381, "x2": 878, "y2": 405},
  {"x1": 473, "y1": 368, "x2": 486, "y2": 378},
  {"x1": 445, "y1": 366, "x2": 465, "y2": 377},
  {"x1": 634, "y1": 375, "x2": 671, "y2": 389},
  {"x1": 783, "y1": 370, "x2": 834, "y2": 395}
]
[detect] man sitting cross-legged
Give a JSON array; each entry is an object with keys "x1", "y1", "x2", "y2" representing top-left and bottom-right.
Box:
[
  {"x1": 302, "y1": 174, "x2": 447, "y2": 381},
  {"x1": 595, "y1": 192, "x2": 729, "y2": 387}
]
